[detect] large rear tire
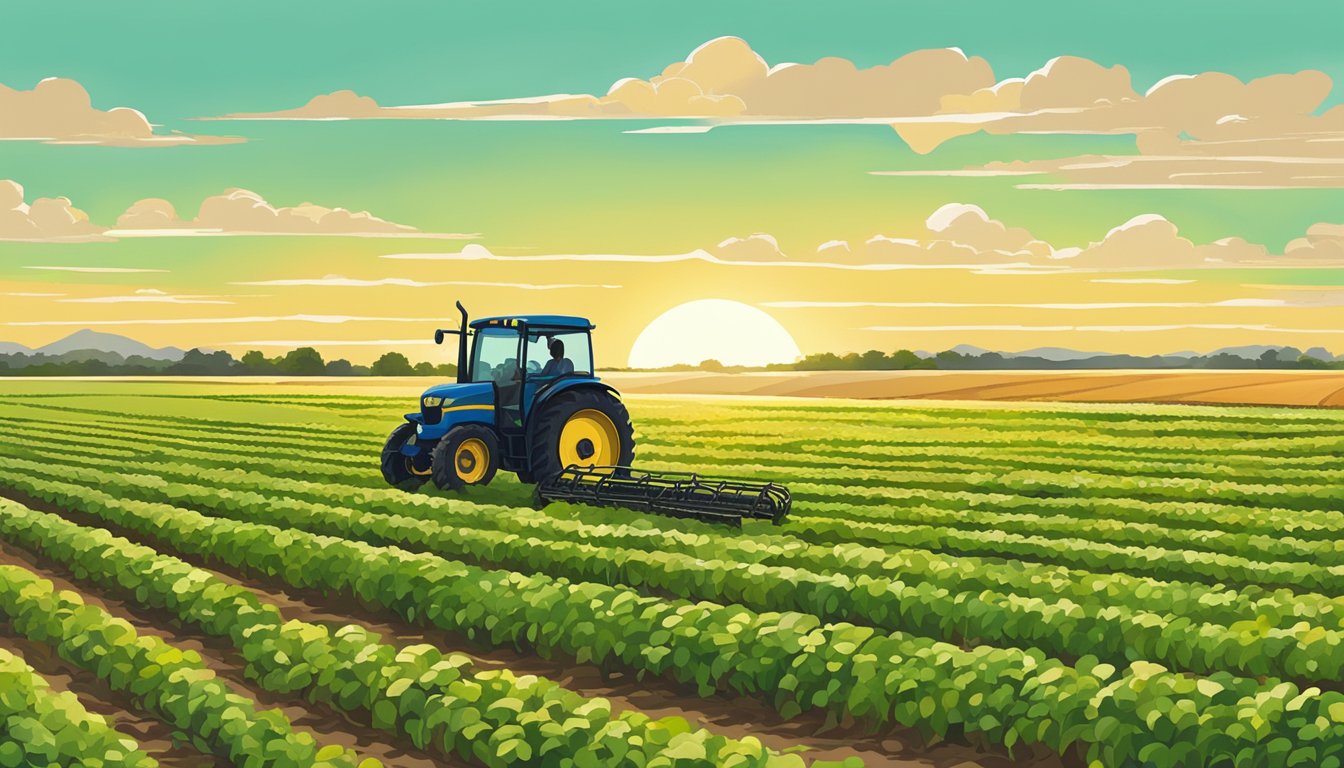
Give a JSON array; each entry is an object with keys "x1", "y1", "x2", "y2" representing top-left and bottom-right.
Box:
[
  {"x1": 381, "y1": 423, "x2": 431, "y2": 487},
  {"x1": 528, "y1": 389, "x2": 635, "y2": 482},
  {"x1": 431, "y1": 424, "x2": 501, "y2": 490}
]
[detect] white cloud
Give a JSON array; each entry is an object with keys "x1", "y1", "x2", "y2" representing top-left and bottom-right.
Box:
[
  {"x1": 864, "y1": 324, "x2": 1344, "y2": 334},
  {"x1": 216, "y1": 338, "x2": 436, "y2": 347},
  {"x1": 1, "y1": 77, "x2": 237, "y2": 147},
  {"x1": 5, "y1": 314, "x2": 441, "y2": 327},
  {"x1": 60, "y1": 291, "x2": 234, "y2": 305},
  {"x1": 110, "y1": 189, "x2": 454, "y2": 238},
  {"x1": 0, "y1": 180, "x2": 106, "y2": 242},
  {"x1": 233, "y1": 274, "x2": 620, "y2": 289},
  {"x1": 765, "y1": 300, "x2": 1287, "y2": 309}
]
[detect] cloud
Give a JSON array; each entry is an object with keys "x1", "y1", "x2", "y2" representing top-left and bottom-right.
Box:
[
  {"x1": 4, "y1": 314, "x2": 442, "y2": 327},
  {"x1": 863, "y1": 323, "x2": 1344, "y2": 334},
  {"x1": 1, "y1": 77, "x2": 237, "y2": 146},
  {"x1": 233, "y1": 274, "x2": 621, "y2": 289},
  {"x1": 111, "y1": 189, "x2": 437, "y2": 237},
  {"x1": 764, "y1": 300, "x2": 1286, "y2": 309},
  {"x1": 5, "y1": 180, "x2": 463, "y2": 242},
  {"x1": 881, "y1": 59, "x2": 1344, "y2": 188},
  {"x1": 59, "y1": 288, "x2": 233, "y2": 305},
  {"x1": 0, "y1": 180, "x2": 106, "y2": 242},
  {"x1": 215, "y1": 37, "x2": 995, "y2": 122},
  {"x1": 215, "y1": 338, "x2": 435, "y2": 347},
  {"x1": 712, "y1": 233, "x2": 784, "y2": 260},
  {"x1": 1049, "y1": 214, "x2": 1272, "y2": 270},
  {"x1": 1283, "y1": 223, "x2": 1344, "y2": 263},
  {"x1": 384, "y1": 207, "x2": 1344, "y2": 273}
]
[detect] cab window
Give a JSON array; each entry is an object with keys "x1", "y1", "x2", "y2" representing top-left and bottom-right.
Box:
[
  {"x1": 471, "y1": 328, "x2": 521, "y2": 384},
  {"x1": 526, "y1": 331, "x2": 592, "y2": 378}
]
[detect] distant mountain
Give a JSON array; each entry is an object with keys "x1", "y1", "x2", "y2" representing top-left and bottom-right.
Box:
[
  {"x1": 1209, "y1": 344, "x2": 1299, "y2": 359},
  {"x1": 0, "y1": 341, "x2": 30, "y2": 355},
  {"x1": 1009, "y1": 347, "x2": 1109, "y2": 362},
  {"x1": 948, "y1": 344, "x2": 991, "y2": 356},
  {"x1": 33, "y1": 330, "x2": 185, "y2": 361},
  {"x1": 1305, "y1": 346, "x2": 1338, "y2": 362}
]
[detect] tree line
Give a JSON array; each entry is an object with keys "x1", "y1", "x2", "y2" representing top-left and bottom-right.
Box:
[{"x1": 0, "y1": 347, "x2": 457, "y2": 377}]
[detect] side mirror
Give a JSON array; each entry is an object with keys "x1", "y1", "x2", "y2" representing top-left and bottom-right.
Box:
[{"x1": 434, "y1": 329, "x2": 445, "y2": 345}]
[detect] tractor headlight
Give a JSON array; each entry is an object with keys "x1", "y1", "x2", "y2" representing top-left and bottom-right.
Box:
[{"x1": 423, "y1": 396, "x2": 443, "y2": 407}]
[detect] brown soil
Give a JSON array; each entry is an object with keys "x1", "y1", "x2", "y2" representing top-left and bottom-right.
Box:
[{"x1": 0, "y1": 490, "x2": 1066, "y2": 768}]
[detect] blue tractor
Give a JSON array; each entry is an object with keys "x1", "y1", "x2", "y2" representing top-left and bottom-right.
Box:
[{"x1": 381, "y1": 302, "x2": 791, "y2": 526}]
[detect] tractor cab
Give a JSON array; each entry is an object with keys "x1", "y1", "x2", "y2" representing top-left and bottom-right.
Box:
[{"x1": 382, "y1": 302, "x2": 633, "y2": 489}]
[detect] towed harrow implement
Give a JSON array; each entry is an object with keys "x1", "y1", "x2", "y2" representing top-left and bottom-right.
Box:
[{"x1": 535, "y1": 465, "x2": 791, "y2": 526}]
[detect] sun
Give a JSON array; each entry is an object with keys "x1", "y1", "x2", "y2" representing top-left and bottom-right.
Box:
[{"x1": 627, "y1": 299, "x2": 802, "y2": 369}]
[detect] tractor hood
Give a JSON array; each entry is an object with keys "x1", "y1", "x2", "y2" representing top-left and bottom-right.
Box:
[{"x1": 418, "y1": 381, "x2": 493, "y2": 410}]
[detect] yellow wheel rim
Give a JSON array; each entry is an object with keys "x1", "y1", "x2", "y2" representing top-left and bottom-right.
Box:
[
  {"x1": 559, "y1": 409, "x2": 620, "y2": 471},
  {"x1": 454, "y1": 438, "x2": 490, "y2": 484}
]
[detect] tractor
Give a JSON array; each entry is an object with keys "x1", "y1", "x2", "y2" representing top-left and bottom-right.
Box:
[{"x1": 380, "y1": 302, "x2": 791, "y2": 526}]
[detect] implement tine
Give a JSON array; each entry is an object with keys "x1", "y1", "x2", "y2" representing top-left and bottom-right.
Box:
[{"x1": 534, "y1": 465, "x2": 789, "y2": 527}]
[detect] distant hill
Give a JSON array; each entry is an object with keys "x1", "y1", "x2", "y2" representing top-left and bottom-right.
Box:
[
  {"x1": 32, "y1": 330, "x2": 185, "y2": 361},
  {"x1": 1009, "y1": 347, "x2": 1109, "y2": 362}
]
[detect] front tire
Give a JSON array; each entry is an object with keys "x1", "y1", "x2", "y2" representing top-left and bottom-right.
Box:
[
  {"x1": 431, "y1": 424, "x2": 500, "y2": 490},
  {"x1": 381, "y1": 423, "x2": 431, "y2": 487},
  {"x1": 528, "y1": 389, "x2": 635, "y2": 482}
]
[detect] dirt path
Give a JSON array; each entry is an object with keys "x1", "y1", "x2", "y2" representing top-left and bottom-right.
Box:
[
  {"x1": 3, "y1": 490, "x2": 1066, "y2": 768},
  {"x1": 0, "y1": 533, "x2": 450, "y2": 768}
]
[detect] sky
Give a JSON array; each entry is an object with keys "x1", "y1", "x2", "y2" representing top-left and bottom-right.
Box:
[{"x1": 2, "y1": 1, "x2": 1344, "y2": 365}]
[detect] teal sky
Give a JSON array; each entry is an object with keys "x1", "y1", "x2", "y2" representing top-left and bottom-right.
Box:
[
  {"x1": 2, "y1": 1, "x2": 1343, "y2": 362},
  {"x1": 5, "y1": 1, "x2": 1343, "y2": 119}
]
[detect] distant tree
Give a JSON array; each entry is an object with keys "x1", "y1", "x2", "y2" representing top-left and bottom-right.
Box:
[
  {"x1": 324, "y1": 359, "x2": 356, "y2": 376},
  {"x1": 278, "y1": 347, "x2": 326, "y2": 376},
  {"x1": 889, "y1": 349, "x2": 933, "y2": 370},
  {"x1": 698, "y1": 359, "x2": 725, "y2": 372},
  {"x1": 413, "y1": 361, "x2": 435, "y2": 376},
  {"x1": 371, "y1": 352, "x2": 415, "y2": 376},
  {"x1": 432, "y1": 363, "x2": 458, "y2": 378},
  {"x1": 859, "y1": 349, "x2": 889, "y2": 370},
  {"x1": 167, "y1": 348, "x2": 237, "y2": 375},
  {"x1": 933, "y1": 350, "x2": 966, "y2": 369},
  {"x1": 239, "y1": 350, "x2": 275, "y2": 374},
  {"x1": 1297, "y1": 354, "x2": 1330, "y2": 369},
  {"x1": 350, "y1": 364, "x2": 372, "y2": 376}
]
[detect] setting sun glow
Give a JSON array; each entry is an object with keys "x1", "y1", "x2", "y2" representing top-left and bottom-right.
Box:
[{"x1": 627, "y1": 299, "x2": 802, "y2": 369}]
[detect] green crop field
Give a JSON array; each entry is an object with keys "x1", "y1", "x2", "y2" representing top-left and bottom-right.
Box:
[{"x1": 0, "y1": 381, "x2": 1343, "y2": 768}]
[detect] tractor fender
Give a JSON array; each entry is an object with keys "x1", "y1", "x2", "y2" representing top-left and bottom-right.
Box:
[{"x1": 524, "y1": 379, "x2": 621, "y2": 434}]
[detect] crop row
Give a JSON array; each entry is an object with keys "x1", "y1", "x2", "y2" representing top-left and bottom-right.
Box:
[
  {"x1": 36, "y1": 406, "x2": 1340, "y2": 516},
  {"x1": 8, "y1": 474, "x2": 1344, "y2": 767},
  {"x1": 17, "y1": 400, "x2": 1341, "y2": 488},
  {"x1": 23, "y1": 408, "x2": 1344, "y2": 506},
  {"x1": 0, "y1": 563, "x2": 367, "y2": 767},
  {"x1": 0, "y1": 646, "x2": 156, "y2": 768},
  {"x1": 0, "y1": 497, "x2": 786, "y2": 768},
  {"x1": 6, "y1": 438, "x2": 1344, "y2": 640},
  {"x1": 12, "y1": 416, "x2": 1344, "y2": 550},
  {"x1": 11, "y1": 418, "x2": 1344, "y2": 563},
  {"x1": 630, "y1": 401, "x2": 1344, "y2": 434},
  {"x1": 638, "y1": 439, "x2": 1344, "y2": 488},
  {"x1": 8, "y1": 458, "x2": 1344, "y2": 694}
]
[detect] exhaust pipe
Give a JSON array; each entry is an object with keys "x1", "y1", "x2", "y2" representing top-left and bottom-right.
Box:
[{"x1": 454, "y1": 301, "x2": 469, "y2": 383}]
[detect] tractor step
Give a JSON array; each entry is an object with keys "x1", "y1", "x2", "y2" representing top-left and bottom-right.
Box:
[{"x1": 534, "y1": 465, "x2": 790, "y2": 527}]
